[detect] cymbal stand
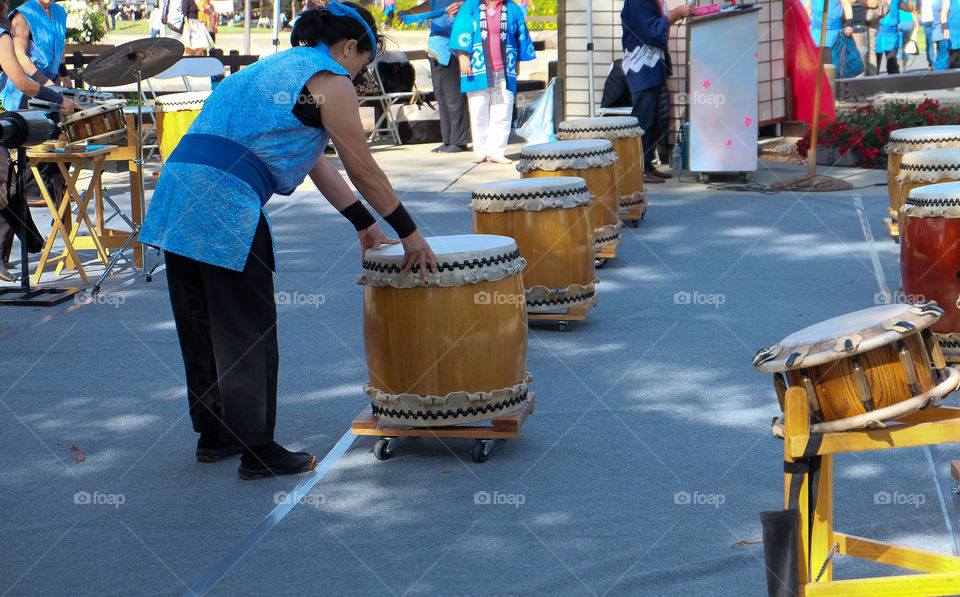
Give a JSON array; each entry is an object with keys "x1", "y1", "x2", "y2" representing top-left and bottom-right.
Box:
[{"x1": 93, "y1": 56, "x2": 158, "y2": 294}]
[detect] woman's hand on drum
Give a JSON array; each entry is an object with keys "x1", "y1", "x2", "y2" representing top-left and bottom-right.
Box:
[
  {"x1": 358, "y1": 222, "x2": 399, "y2": 259},
  {"x1": 399, "y1": 230, "x2": 438, "y2": 280},
  {"x1": 60, "y1": 97, "x2": 82, "y2": 114}
]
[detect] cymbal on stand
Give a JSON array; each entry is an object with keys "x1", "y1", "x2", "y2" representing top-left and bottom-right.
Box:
[{"x1": 81, "y1": 38, "x2": 185, "y2": 87}]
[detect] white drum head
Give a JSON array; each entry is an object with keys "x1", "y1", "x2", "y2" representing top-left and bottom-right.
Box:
[
  {"x1": 359, "y1": 234, "x2": 525, "y2": 288},
  {"x1": 154, "y1": 90, "x2": 211, "y2": 112},
  {"x1": 753, "y1": 303, "x2": 943, "y2": 372},
  {"x1": 471, "y1": 177, "x2": 592, "y2": 212},
  {"x1": 556, "y1": 117, "x2": 642, "y2": 139},
  {"x1": 520, "y1": 139, "x2": 613, "y2": 157}
]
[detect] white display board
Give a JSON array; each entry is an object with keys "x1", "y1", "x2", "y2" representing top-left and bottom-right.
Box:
[{"x1": 687, "y1": 7, "x2": 760, "y2": 175}]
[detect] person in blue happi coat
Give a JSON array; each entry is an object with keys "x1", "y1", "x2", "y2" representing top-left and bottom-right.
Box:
[
  {"x1": 139, "y1": 3, "x2": 438, "y2": 480},
  {"x1": 621, "y1": 0, "x2": 691, "y2": 182},
  {"x1": 874, "y1": 0, "x2": 916, "y2": 73}
]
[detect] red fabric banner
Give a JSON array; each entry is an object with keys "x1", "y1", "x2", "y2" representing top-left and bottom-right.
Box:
[{"x1": 784, "y1": 0, "x2": 836, "y2": 127}]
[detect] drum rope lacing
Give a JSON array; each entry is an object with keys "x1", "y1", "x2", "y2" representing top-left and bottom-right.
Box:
[
  {"x1": 371, "y1": 390, "x2": 527, "y2": 421},
  {"x1": 527, "y1": 287, "x2": 596, "y2": 307},
  {"x1": 558, "y1": 123, "x2": 640, "y2": 134},
  {"x1": 899, "y1": 162, "x2": 960, "y2": 172},
  {"x1": 519, "y1": 147, "x2": 615, "y2": 160},
  {"x1": 360, "y1": 247, "x2": 521, "y2": 274},
  {"x1": 905, "y1": 197, "x2": 960, "y2": 206},
  {"x1": 595, "y1": 229, "x2": 621, "y2": 244},
  {"x1": 472, "y1": 185, "x2": 591, "y2": 200}
]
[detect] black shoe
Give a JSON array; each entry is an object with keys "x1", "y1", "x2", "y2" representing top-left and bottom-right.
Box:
[
  {"x1": 441, "y1": 144, "x2": 467, "y2": 153},
  {"x1": 196, "y1": 437, "x2": 243, "y2": 463},
  {"x1": 431, "y1": 144, "x2": 447, "y2": 153},
  {"x1": 238, "y1": 442, "x2": 317, "y2": 480}
]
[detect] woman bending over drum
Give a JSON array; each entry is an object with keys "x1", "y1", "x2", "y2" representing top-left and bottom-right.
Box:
[{"x1": 139, "y1": 2, "x2": 438, "y2": 480}]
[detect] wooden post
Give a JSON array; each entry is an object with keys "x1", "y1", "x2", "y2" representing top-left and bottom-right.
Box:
[{"x1": 807, "y1": 1, "x2": 831, "y2": 177}]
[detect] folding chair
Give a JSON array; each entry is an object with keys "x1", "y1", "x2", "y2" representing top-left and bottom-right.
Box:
[
  {"x1": 357, "y1": 51, "x2": 419, "y2": 145},
  {"x1": 146, "y1": 56, "x2": 226, "y2": 96}
]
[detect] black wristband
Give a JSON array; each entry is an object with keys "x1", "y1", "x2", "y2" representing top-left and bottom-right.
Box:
[
  {"x1": 35, "y1": 85, "x2": 63, "y2": 105},
  {"x1": 384, "y1": 202, "x2": 417, "y2": 238},
  {"x1": 58, "y1": 63, "x2": 68, "y2": 77},
  {"x1": 338, "y1": 200, "x2": 377, "y2": 231}
]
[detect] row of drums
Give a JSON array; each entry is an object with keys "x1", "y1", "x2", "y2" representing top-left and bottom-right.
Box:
[
  {"x1": 883, "y1": 126, "x2": 960, "y2": 364},
  {"x1": 360, "y1": 116, "x2": 651, "y2": 426}
]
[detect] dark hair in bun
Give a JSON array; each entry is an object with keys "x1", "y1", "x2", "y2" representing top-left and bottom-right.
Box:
[{"x1": 291, "y1": 2, "x2": 383, "y2": 58}]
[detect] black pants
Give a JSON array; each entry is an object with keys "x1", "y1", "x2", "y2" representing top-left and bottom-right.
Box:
[
  {"x1": 430, "y1": 57, "x2": 470, "y2": 147},
  {"x1": 631, "y1": 82, "x2": 663, "y2": 172},
  {"x1": 949, "y1": 48, "x2": 960, "y2": 69},
  {"x1": 876, "y1": 50, "x2": 899, "y2": 74},
  {"x1": 164, "y1": 214, "x2": 279, "y2": 446}
]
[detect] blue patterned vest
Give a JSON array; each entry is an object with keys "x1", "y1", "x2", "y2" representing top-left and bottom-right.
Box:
[
  {"x1": 0, "y1": 0, "x2": 66, "y2": 110},
  {"x1": 139, "y1": 44, "x2": 347, "y2": 271}
]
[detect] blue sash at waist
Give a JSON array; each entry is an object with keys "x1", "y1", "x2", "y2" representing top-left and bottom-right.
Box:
[{"x1": 166, "y1": 133, "x2": 274, "y2": 205}]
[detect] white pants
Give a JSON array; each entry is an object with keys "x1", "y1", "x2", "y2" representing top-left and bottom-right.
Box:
[{"x1": 466, "y1": 70, "x2": 514, "y2": 160}]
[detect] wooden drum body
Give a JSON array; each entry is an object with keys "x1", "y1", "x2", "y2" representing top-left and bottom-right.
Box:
[
  {"x1": 753, "y1": 303, "x2": 959, "y2": 435},
  {"x1": 885, "y1": 126, "x2": 960, "y2": 220},
  {"x1": 555, "y1": 117, "x2": 646, "y2": 209},
  {"x1": 471, "y1": 177, "x2": 597, "y2": 313},
  {"x1": 517, "y1": 139, "x2": 622, "y2": 251},
  {"x1": 59, "y1": 99, "x2": 127, "y2": 145},
  {"x1": 900, "y1": 182, "x2": 960, "y2": 361},
  {"x1": 895, "y1": 147, "x2": 960, "y2": 219},
  {"x1": 155, "y1": 91, "x2": 210, "y2": 161},
  {"x1": 360, "y1": 235, "x2": 532, "y2": 426}
]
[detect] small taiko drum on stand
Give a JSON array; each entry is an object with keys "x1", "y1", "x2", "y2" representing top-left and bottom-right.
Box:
[
  {"x1": 470, "y1": 177, "x2": 598, "y2": 314},
  {"x1": 517, "y1": 139, "x2": 621, "y2": 258},
  {"x1": 885, "y1": 126, "x2": 960, "y2": 229},
  {"x1": 59, "y1": 99, "x2": 127, "y2": 146},
  {"x1": 555, "y1": 117, "x2": 647, "y2": 226},
  {"x1": 154, "y1": 90, "x2": 210, "y2": 161},
  {"x1": 900, "y1": 181, "x2": 960, "y2": 362},
  {"x1": 359, "y1": 234, "x2": 533, "y2": 426},
  {"x1": 753, "y1": 303, "x2": 959, "y2": 436},
  {"x1": 895, "y1": 147, "x2": 960, "y2": 219}
]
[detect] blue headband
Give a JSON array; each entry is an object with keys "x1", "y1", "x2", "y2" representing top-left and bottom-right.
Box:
[{"x1": 326, "y1": 2, "x2": 377, "y2": 63}]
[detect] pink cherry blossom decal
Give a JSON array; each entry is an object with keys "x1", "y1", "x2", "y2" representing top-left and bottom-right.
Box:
[
  {"x1": 754, "y1": 52, "x2": 759, "y2": 58},
  {"x1": 726, "y1": 139, "x2": 732, "y2": 146},
  {"x1": 745, "y1": 117, "x2": 752, "y2": 126},
  {"x1": 702, "y1": 80, "x2": 711, "y2": 89}
]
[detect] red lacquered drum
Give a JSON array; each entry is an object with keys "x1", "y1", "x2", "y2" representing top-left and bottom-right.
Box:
[
  {"x1": 900, "y1": 181, "x2": 960, "y2": 361},
  {"x1": 471, "y1": 177, "x2": 597, "y2": 313},
  {"x1": 555, "y1": 117, "x2": 646, "y2": 212},
  {"x1": 885, "y1": 126, "x2": 960, "y2": 221},
  {"x1": 359, "y1": 235, "x2": 533, "y2": 426},
  {"x1": 753, "y1": 303, "x2": 957, "y2": 436},
  {"x1": 517, "y1": 139, "x2": 622, "y2": 252}
]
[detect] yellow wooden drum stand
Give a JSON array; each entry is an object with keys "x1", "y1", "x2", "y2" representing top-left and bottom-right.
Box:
[
  {"x1": 517, "y1": 139, "x2": 622, "y2": 260},
  {"x1": 359, "y1": 234, "x2": 533, "y2": 427},
  {"x1": 754, "y1": 303, "x2": 960, "y2": 595},
  {"x1": 555, "y1": 116, "x2": 647, "y2": 228},
  {"x1": 471, "y1": 177, "x2": 597, "y2": 321}
]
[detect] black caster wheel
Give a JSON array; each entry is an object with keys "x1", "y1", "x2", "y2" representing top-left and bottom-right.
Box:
[
  {"x1": 373, "y1": 438, "x2": 395, "y2": 461},
  {"x1": 146, "y1": 275, "x2": 153, "y2": 282},
  {"x1": 558, "y1": 321, "x2": 569, "y2": 332},
  {"x1": 471, "y1": 439, "x2": 493, "y2": 463},
  {"x1": 697, "y1": 173, "x2": 710, "y2": 184},
  {"x1": 595, "y1": 258, "x2": 608, "y2": 269},
  {"x1": 630, "y1": 219, "x2": 640, "y2": 228}
]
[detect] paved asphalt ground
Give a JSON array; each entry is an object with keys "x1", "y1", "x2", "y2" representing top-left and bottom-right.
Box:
[{"x1": 1, "y1": 134, "x2": 958, "y2": 596}]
